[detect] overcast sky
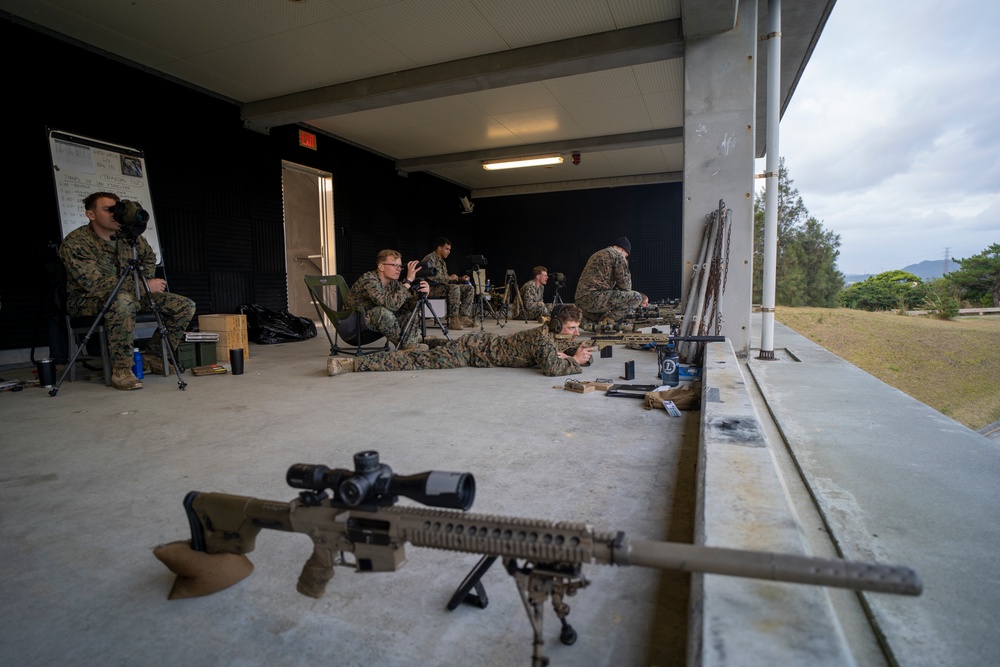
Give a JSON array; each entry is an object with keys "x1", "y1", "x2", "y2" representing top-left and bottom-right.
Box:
[{"x1": 772, "y1": 0, "x2": 999, "y2": 276}]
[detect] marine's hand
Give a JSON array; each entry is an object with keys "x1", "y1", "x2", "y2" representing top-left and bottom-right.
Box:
[
  {"x1": 417, "y1": 280, "x2": 430, "y2": 294},
  {"x1": 406, "y1": 260, "x2": 420, "y2": 282},
  {"x1": 573, "y1": 345, "x2": 595, "y2": 365},
  {"x1": 148, "y1": 278, "x2": 168, "y2": 294}
]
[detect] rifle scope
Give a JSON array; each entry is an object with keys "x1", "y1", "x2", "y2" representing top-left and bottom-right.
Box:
[{"x1": 287, "y1": 450, "x2": 475, "y2": 510}]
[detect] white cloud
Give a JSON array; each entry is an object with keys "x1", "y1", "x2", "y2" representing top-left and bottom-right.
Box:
[{"x1": 776, "y1": 0, "x2": 1000, "y2": 274}]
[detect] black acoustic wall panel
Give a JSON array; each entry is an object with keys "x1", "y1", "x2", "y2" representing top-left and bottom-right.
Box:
[
  {"x1": 0, "y1": 19, "x2": 682, "y2": 352},
  {"x1": 468, "y1": 183, "x2": 682, "y2": 304}
]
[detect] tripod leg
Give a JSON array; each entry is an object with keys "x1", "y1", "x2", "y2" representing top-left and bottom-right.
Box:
[
  {"x1": 473, "y1": 295, "x2": 486, "y2": 331},
  {"x1": 50, "y1": 267, "x2": 136, "y2": 396},
  {"x1": 422, "y1": 299, "x2": 452, "y2": 340},
  {"x1": 399, "y1": 299, "x2": 422, "y2": 349},
  {"x1": 481, "y1": 292, "x2": 503, "y2": 327},
  {"x1": 136, "y1": 275, "x2": 187, "y2": 391}
]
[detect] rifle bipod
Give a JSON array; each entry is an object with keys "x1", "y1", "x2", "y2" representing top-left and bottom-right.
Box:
[{"x1": 447, "y1": 555, "x2": 588, "y2": 666}]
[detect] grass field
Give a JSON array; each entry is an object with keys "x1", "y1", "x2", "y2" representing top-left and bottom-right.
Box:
[{"x1": 773, "y1": 307, "x2": 1000, "y2": 432}]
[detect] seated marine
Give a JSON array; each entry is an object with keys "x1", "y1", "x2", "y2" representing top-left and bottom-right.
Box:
[{"x1": 348, "y1": 249, "x2": 430, "y2": 350}]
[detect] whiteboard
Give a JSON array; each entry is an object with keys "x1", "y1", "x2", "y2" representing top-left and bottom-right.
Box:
[{"x1": 48, "y1": 129, "x2": 162, "y2": 263}]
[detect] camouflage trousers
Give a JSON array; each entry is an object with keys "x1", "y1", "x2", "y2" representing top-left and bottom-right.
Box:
[
  {"x1": 365, "y1": 306, "x2": 420, "y2": 349},
  {"x1": 71, "y1": 289, "x2": 195, "y2": 370},
  {"x1": 357, "y1": 332, "x2": 498, "y2": 372},
  {"x1": 575, "y1": 290, "x2": 643, "y2": 328},
  {"x1": 521, "y1": 300, "x2": 551, "y2": 320},
  {"x1": 428, "y1": 283, "x2": 473, "y2": 318}
]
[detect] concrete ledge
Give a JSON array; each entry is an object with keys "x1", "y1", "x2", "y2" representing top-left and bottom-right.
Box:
[{"x1": 690, "y1": 340, "x2": 854, "y2": 667}]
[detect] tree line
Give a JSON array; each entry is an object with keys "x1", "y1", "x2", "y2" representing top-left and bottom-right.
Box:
[{"x1": 752, "y1": 159, "x2": 999, "y2": 316}]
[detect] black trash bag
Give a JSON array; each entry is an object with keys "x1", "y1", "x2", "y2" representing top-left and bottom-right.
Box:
[{"x1": 238, "y1": 304, "x2": 317, "y2": 344}]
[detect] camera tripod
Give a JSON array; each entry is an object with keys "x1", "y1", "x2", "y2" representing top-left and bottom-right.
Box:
[
  {"x1": 551, "y1": 282, "x2": 565, "y2": 306},
  {"x1": 493, "y1": 270, "x2": 526, "y2": 324},
  {"x1": 469, "y1": 265, "x2": 502, "y2": 330},
  {"x1": 50, "y1": 237, "x2": 187, "y2": 395},
  {"x1": 398, "y1": 287, "x2": 452, "y2": 348}
]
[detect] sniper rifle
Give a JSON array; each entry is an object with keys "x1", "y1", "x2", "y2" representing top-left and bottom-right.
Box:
[
  {"x1": 157, "y1": 451, "x2": 921, "y2": 666},
  {"x1": 559, "y1": 332, "x2": 725, "y2": 357}
]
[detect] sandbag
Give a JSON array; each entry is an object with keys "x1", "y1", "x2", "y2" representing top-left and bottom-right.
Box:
[{"x1": 644, "y1": 382, "x2": 702, "y2": 411}]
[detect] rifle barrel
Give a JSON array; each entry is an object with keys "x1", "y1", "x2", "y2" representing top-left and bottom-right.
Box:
[{"x1": 624, "y1": 539, "x2": 922, "y2": 596}]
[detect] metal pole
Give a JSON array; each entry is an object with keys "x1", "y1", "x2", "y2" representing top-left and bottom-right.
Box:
[{"x1": 759, "y1": 0, "x2": 781, "y2": 360}]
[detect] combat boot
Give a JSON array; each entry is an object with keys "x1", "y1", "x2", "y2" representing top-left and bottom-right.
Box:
[
  {"x1": 448, "y1": 316, "x2": 465, "y2": 330},
  {"x1": 399, "y1": 343, "x2": 430, "y2": 351},
  {"x1": 145, "y1": 354, "x2": 179, "y2": 375},
  {"x1": 327, "y1": 356, "x2": 357, "y2": 376},
  {"x1": 111, "y1": 368, "x2": 143, "y2": 390},
  {"x1": 459, "y1": 315, "x2": 475, "y2": 327}
]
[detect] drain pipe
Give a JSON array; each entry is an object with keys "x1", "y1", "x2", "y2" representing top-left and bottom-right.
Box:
[{"x1": 758, "y1": 0, "x2": 781, "y2": 360}]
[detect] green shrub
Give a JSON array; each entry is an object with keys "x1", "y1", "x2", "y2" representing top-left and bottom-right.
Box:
[
  {"x1": 922, "y1": 280, "x2": 960, "y2": 319},
  {"x1": 840, "y1": 270, "x2": 924, "y2": 311}
]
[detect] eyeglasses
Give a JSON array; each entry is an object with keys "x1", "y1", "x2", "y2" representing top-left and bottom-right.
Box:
[{"x1": 381, "y1": 262, "x2": 403, "y2": 269}]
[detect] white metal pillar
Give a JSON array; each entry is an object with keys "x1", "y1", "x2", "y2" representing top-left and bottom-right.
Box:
[{"x1": 759, "y1": 0, "x2": 781, "y2": 359}]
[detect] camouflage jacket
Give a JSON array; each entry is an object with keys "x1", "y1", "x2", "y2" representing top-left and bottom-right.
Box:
[
  {"x1": 520, "y1": 280, "x2": 546, "y2": 312},
  {"x1": 59, "y1": 224, "x2": 158, "y2": 313},
  {"x1": 470, "y1": 325, "x2": 583, "y2": 376},
  {"x1": 421, "y1": 251, "x2": 452, "y2": 284},
  {"x1": 575, "y1": 247, "x2": 632, "y2": 302},
  {"x1": 348, "y1": 270, "x2": 415, "y2": 313}
]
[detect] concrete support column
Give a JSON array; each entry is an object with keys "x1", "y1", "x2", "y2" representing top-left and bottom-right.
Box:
[{"x1": 681, "y1": 0, "x2": 758, "y2": 357}]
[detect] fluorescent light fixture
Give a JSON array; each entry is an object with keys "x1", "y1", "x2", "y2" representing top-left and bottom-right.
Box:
[{"x1": 482, "y1": 155, "x2": 564, "y2": 171}]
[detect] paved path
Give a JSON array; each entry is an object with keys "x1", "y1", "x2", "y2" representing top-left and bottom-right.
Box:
[{"x1": 748, "y1": 316, "x2": 1000, "y2": 666}]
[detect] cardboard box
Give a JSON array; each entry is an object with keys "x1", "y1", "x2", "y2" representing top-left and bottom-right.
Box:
[{"x1": 198, "y1": 314, "x2": 249, "y2": 360}]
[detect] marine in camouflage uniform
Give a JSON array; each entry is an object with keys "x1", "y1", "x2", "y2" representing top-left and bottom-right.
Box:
[
  {"x1": 348, "y1": 268, "x2": 421, "y2": 349},
  {"x1": 329, "y1": 304, "x2": 593, "y2": 377},
  {"x1": 520, "y1": 266, "x2": 551, "y2": 320},
  {"x1": 59, "y1": 192, "x2": 195, "y2": 389},
  {"x1": 422, "y1": 237, "x2": 473, "y2": 321},
  {"x1": 574, "y1": 237, "x2": 643, "y2": 330}
]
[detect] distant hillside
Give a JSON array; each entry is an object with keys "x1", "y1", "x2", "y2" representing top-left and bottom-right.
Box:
[
  {"x1": 901, "y1": 259, "x2": 954, "y2": 281},
  {"x1": 843, "y1": 259, "x2": 955, "y2": 285}
]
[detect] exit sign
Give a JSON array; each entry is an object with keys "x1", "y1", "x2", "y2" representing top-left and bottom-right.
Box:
[{"x1": 298, "y1": 130, "x2": 317, "y2": 150}]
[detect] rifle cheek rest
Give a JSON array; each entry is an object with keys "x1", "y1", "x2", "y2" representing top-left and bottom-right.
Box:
[{"x1": 153, "y1": 539, "x2": 254, "y2": 600}]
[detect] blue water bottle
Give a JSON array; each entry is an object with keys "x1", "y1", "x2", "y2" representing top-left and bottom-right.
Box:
[
  {"x1": 132, "y1": 347, "x2": 144, "y2": 379},
  {"x1": 485, "y1": 279, "x2": 491, "y2": 292}
]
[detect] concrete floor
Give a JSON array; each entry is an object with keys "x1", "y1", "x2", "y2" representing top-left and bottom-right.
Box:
[
  {"x1": 3, "y1": 313, "x2": 998, "y2": 667},
  {"x1": 0, "y1": 319, "x2": 695, "y2": 667}
]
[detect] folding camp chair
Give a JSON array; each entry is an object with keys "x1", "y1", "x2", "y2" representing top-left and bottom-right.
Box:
[{"x1": 304, "y1": 275, "x2": 389, "y2": 356}]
